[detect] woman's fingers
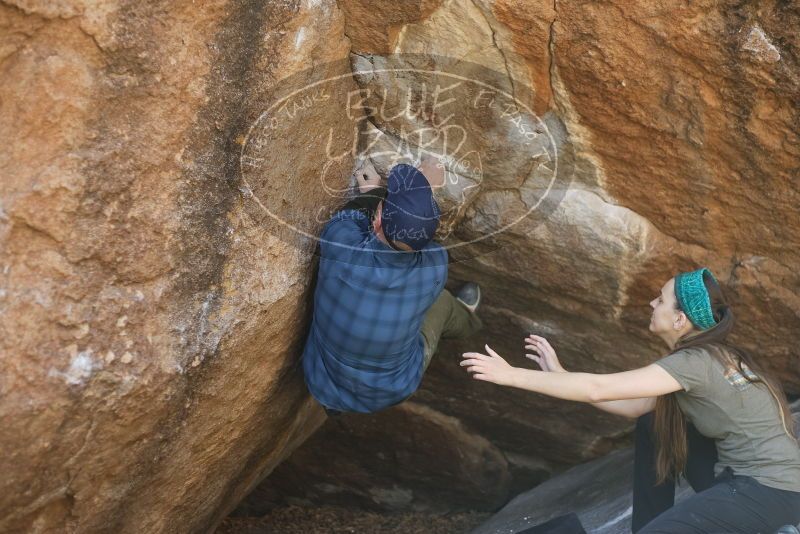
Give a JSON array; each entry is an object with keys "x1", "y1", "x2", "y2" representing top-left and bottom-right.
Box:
[
  {"x1": 527, "y1": 336, "x2": 556, "y2": 356},
  {"x1": 460, "y1": 352, "x2": 492, "y2": 375},
  {"x1": 524, "y1": 338, "x2": 546, "y2": 348},
  {"x1": 526, "y1": 335, "x2": 552, "y2": 348},
  {"x1": 463, "y1": 364, "x2": 488, "y2": 375},
  {"x1": 525, "y1": 345, "x2": 549, "y2": 362},
  {"x1": 526, "y1": 354, "x2": 549, "y2": 371},
  {"x1": 460, "y1": 349, "x2": 505, "y2": 383},
  {"x1": 525, "y1": 353, "x2": 543, "y2": 368},
  {"x1": 524, "y1": 335, "x2": 564, "y2": 372}
]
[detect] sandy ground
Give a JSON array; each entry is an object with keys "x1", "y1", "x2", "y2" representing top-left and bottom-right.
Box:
[{"x1": 216, "y1": 505, "x2": 489, "y2": 534}]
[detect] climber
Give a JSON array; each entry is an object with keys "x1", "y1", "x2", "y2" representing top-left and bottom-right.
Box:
[
  {"x1": 461, "y1": 267, "x2": 800, "y2": 533},
  {"x1": 301, "y1": 155, "x2": 484, "y2": 415}
]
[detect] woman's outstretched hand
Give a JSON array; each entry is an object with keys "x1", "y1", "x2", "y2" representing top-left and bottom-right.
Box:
[
  {"x1": 524, "y1": 335, "x2": 566, "y2": 373},
  {"x1": 461, "y1": 344, "x2": 517, "y2": 386}
]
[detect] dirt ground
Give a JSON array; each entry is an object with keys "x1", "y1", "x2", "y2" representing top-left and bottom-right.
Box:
[{"x1": 216, "y1": 505, "x2": 490, "y2": 534}]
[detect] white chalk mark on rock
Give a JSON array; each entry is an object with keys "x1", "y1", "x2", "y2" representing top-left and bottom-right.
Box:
[
  {"x1": 742, "y1": 25, "x2": 780, "y2": 63},
  {"x1": 48, "y1": 348, "x2": 101, "y2": 386},
  {"x1": 295, "y1": 27, "x2": 306, "y2": 50},
  {"x1": 595, "y1": 505, "x2": 632, "y2": 530}
]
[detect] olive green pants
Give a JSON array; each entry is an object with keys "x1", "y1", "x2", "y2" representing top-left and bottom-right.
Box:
[{"x1": 420, "y1": 289, "x2": 484, "y2": 370}]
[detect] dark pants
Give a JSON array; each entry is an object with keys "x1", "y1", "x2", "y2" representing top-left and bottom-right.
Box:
[
  {"x1": 633, "y1": 412, "x2": 800, "y2": 533},
  {"x1": 419, "y1": 288, "x2": 483, "y2": 369}
]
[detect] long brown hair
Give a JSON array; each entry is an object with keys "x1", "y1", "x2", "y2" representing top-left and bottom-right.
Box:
[{"x1": 653, "y1": 270, "x2": 797, "y2": 483}]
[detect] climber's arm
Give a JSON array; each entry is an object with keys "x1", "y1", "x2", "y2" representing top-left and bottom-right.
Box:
[
  {"x1": 320, "y1": 155, "x2": 438, "y2": 243},
  {"x1": 335, "y1": 155, "x2": 438, "y2": 219},
  {"x1": 337, "y1": 186, "x2": 387, "y2": 219},
  {"x1": 319, "y1": 186, "x2": 388, "y2": 250},
  {"x1": 336, "y1": 157, "x2": 386, "y2": 217}
]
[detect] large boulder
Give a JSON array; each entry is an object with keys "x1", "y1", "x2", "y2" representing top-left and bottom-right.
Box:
[
  {"x1": 254, "y1": 0, "x2": 800, "y2": 513},
  {"x1": 0, "y1": 0, "x2": 354, "y2": 531},
  {"x1": 3, "y1": 0, "x2": 799, "y2": 528}
]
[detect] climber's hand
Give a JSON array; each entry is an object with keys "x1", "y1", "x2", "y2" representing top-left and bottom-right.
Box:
[
  {"x1": 524, "y1": 335, "x2": 566, "y2": 373},
  {"x1": 417, "y1": 153, "x2": 446, "y2": 188},
  {"x1": 355, "y1": 158, "x2": 383, "y2": 193},
  {"x1": 460, "y1": 344, "x2": 517, "y2": 386}
]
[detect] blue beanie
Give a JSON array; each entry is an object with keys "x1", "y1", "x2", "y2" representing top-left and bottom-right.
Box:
[
  {"x1": 674, "y1": 267, "x2": 718, "y2": 330},
  {"x1": 381, "y1": 164, "x2": 440, "y2": 251}
]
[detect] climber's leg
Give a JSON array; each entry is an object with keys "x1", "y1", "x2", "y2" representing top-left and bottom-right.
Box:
[{"x1": 420, "y1": 288, "x2": 483, "y2": 371}]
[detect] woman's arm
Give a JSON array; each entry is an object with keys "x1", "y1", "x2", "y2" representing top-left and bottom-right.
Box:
[
  {"x1": 461, "y1": 344, "x2": 683, "y2": 403},
  {"x1": 520, "y1": 335, "x2": 658, "y2": 417},
  {"x1": 590, "y1": 398, "x2": 656, "y2": 419}
]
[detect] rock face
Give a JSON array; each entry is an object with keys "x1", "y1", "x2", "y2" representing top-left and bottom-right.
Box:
[
  {"x1": 1, "y1": 0, "x2": 352, "y2": 532},
  {"x1": 248, "y1": 0, "x2": 800, "y2": 514},
  {"x1": 473, "y1": 447, "x2": 677, "y2": 534},
  {"x1": 235, "y1": 402, "x2": 517, "y2": 514},
  {"x1": 2, "y1": 0, "x2": 799, "y2": 531}
]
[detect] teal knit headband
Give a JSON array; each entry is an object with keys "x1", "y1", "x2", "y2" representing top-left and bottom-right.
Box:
[{"x1": 674, "y1": 267, "x2": 718, "y2": 330}]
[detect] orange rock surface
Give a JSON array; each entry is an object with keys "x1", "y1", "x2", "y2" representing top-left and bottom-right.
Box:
[{"x1": 2, "y1": 0, "x2": 798, "y2": 528}]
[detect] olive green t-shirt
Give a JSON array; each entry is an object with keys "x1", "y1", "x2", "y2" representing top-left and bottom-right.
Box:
[{"x1": 655, "y1": 346, "x2": 800, "y2": 492}]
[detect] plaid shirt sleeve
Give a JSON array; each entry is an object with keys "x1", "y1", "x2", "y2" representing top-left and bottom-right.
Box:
[
  {"x1": 320, "y1": 209, "x2": 369, "y2": 248},
  {"x1": 320, "y1": 187, "x2": 388, "y2": 251}
]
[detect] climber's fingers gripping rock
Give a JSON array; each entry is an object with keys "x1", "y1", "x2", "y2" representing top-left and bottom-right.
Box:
[{"x1": 355, "y1": 158, "x2": 383, "y2": 193}]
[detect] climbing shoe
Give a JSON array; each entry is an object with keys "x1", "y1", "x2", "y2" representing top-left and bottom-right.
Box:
[
  {"x1": 773, "y1": 526, "x2": 800, "y2": 534},
  {"x1": 456, "y1": 282, "x2": 481, "y2": 313}
]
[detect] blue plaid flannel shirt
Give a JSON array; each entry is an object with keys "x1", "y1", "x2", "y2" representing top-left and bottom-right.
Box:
[{"x1": 302, "y1": 186, "x2": 448, "y2": 413}]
